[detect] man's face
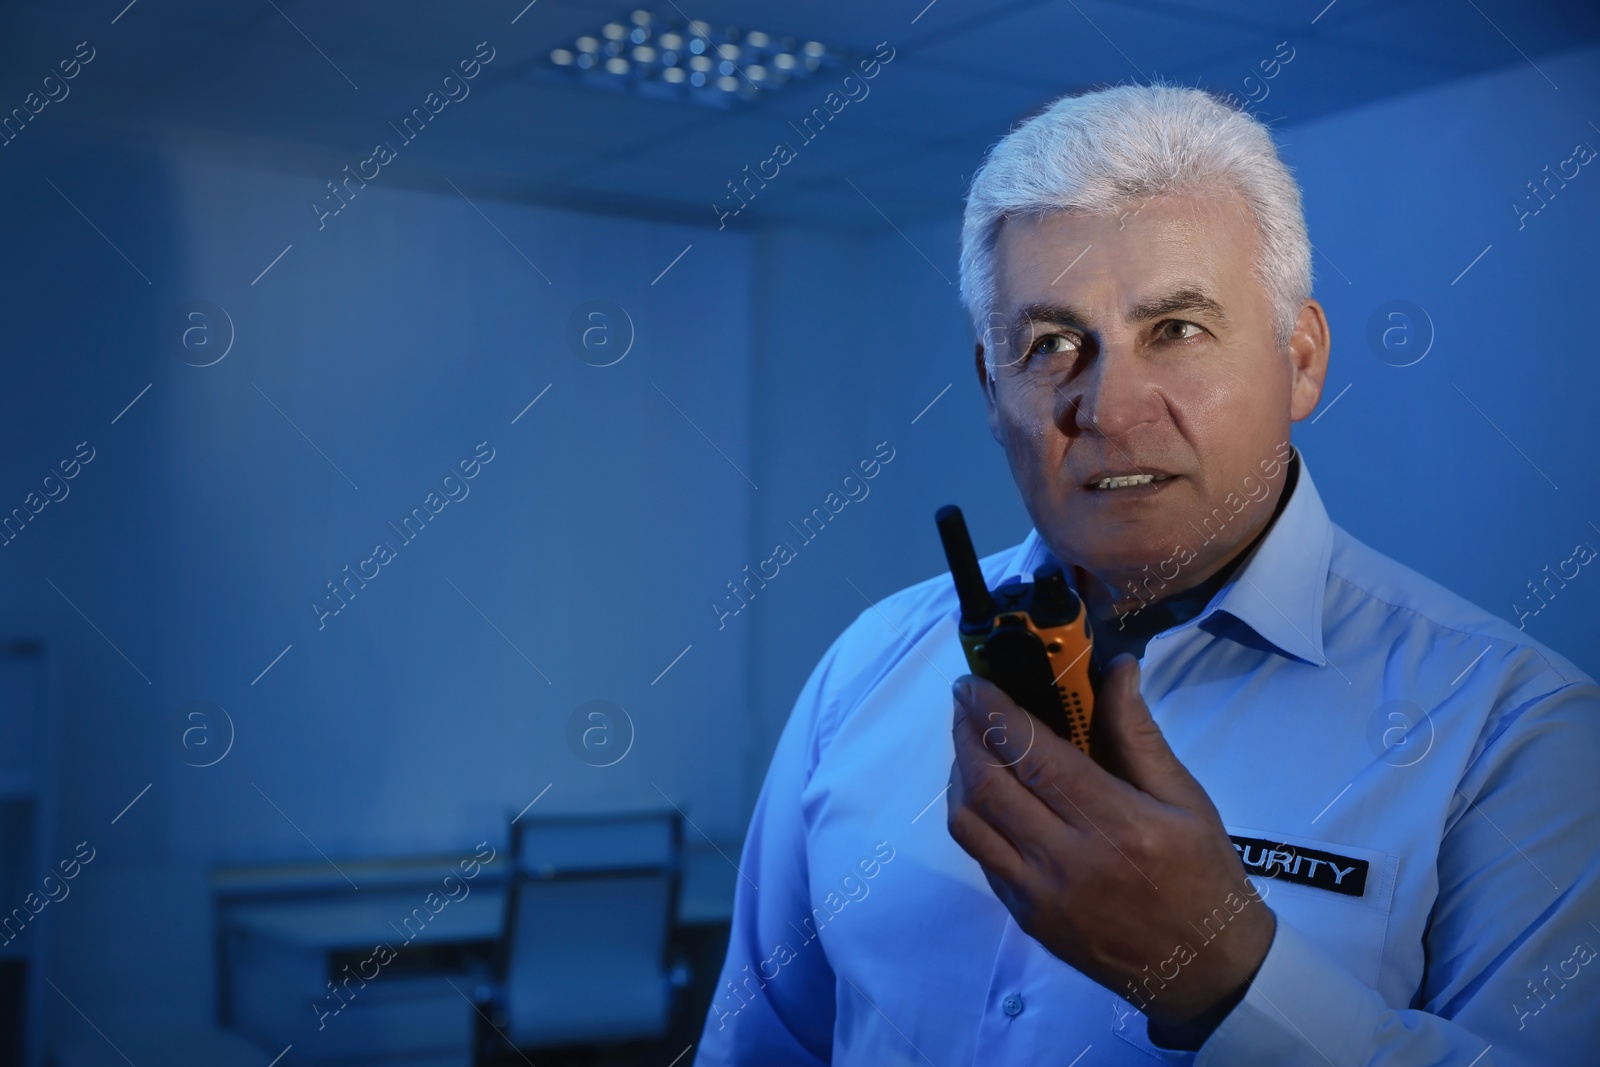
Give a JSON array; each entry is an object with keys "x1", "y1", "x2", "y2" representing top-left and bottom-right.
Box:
[{"x1": 976, "y1": 192, "x2": 1327, "y2": 597}]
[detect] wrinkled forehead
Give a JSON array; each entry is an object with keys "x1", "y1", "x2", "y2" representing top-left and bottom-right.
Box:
[{"x1": 990, "y1": 192, "x2": 1264, "y2": 321}]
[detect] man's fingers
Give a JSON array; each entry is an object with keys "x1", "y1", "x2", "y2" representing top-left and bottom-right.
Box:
[
  {"x1": 1093, "y1": 654, "x2": 1210, "y2": 811},
  {"x1": 950, "y1": 694, "x2": 1050, "y2": 843},
  {"x1": 947, "y1": 722, "x2": 1030, "y2": 887},
  {"x1": 960, "y1": 673, "x2": 1139, "y2": 828},
  {"x1": 949, "y1": 684, "x2": 1089, "y2": 872}
]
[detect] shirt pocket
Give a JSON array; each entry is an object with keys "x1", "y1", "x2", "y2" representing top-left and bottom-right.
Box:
[
  {"x1": 1109, "y1": 826, "x2": 1398, "y2": 1062},
  {"x1": 1226, "y1": 824, "x2": 1399, "y2": 990}
]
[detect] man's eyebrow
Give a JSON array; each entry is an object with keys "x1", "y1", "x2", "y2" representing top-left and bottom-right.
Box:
[
  {"x1": 1012, "y1": 302, "x2": 1091, "y2": 330},
  {"x1": 1127, "y1": 287, "x2": 1231, "y2": 327},
  {"x1": 1009, "y1": 288, "x2": 1230, "y2": 332}
]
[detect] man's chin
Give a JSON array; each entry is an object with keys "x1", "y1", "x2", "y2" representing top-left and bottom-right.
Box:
[{"x1": 1048, "y1": 525, "x2": 1188, "y2": 579}]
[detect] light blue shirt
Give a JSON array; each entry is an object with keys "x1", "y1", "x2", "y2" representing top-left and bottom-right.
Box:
[{"x1": 693, "y1": 448, "x2": 1600, "y2": 1066}]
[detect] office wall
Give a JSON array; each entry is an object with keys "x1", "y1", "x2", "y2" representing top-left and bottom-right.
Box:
[
  {"x1": 741, "y1": 218, "x2": 1029, "y2": 788},
  {"x1": 0, "y1": 128, "x2": 181, "y2": 1053},
  {"x1": 1279, "y1": 40, "x2": 1600, "y2": 674},
  {"x1": 0, "y1": 125, "x2": 754, "y2": 1041}
]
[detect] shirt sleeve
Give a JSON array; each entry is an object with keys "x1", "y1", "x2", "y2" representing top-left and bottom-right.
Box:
[
  {"x1": 693, "y1": 618, "x2": 863, "y2": 1066},
  {"x1": 1194, "y1": 677, "x2": 1600, "y2": 1067}
]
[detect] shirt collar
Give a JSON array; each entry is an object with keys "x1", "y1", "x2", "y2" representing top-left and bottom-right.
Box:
[{"x1": 1010, "y1": 446, "x2": 1333, "y2": 666}]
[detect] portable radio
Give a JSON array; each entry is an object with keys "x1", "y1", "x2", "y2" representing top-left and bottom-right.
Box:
[{"x1": 935, "y1": 505, "x2": 1098, "y2": 756}]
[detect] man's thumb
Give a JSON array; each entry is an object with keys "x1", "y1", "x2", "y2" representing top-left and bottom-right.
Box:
[{"x1": 1094, "y1": 654, "x2": 1205, "y2": 808}]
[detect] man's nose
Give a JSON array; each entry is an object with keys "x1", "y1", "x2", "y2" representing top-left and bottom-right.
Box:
[{"x1": 1067, "y1": 339, "x2": 1157, "y2": 438}]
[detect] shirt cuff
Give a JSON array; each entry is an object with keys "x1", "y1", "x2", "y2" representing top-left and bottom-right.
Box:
[{"x1": 1196, "y1": 918, "x2": 1382, "y2": 1067}]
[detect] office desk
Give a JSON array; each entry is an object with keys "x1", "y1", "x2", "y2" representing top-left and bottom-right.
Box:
[
  {"x1": 215, "y1": 842, "x2": 737, "y2": 1065},
  {"x1": 222, "y1": 892, "x2": 493, "y2": 1066},
  {"x1": 224, "y1": 892, "x2": 505, "y2": 954}
]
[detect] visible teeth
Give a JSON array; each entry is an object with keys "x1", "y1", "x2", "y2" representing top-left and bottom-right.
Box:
[{"x1": 1094, "y1": 474, "x2": 1160, "y2": 490}]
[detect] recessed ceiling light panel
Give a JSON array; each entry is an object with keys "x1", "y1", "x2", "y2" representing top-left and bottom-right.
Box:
[{"x1": 545, "y1": 8, "x2": 842, "y2": 108}]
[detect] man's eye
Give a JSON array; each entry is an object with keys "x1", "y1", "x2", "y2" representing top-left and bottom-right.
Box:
[
  {"x1": 1159, "y1": 320, "x2": 1205, "y2": 340},
  {"x1": 1029, "y1": 333, "x2": 1079, "y2": 357}
]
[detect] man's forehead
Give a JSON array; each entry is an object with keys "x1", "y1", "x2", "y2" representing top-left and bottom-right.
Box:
[
  {"x1": 992, "y1": 199, "x2": 1255, "y2": 322},
  {"x1": 994, "y1": 194, "x2": 1254, "y2": 266},
  {"x1": 993, "y1": 247, "x2": 1231, "y2": 327},
  {"x1": 998, "y1": 190, "x2": 1251, "y2": 236}
]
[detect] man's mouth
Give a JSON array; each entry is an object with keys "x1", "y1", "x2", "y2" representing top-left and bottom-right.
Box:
[{"x1": 1085, "y1": 473, "x2": 1177, "y2": 491}]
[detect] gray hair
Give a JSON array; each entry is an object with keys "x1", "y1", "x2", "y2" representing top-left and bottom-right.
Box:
[{"x1": 958, "y1": 82, "x2": 1312, "y2": 352}]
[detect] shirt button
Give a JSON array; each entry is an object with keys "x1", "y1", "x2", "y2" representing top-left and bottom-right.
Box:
[{"x1": 1002, "y1": 993, "x2": 1024, "y2": 1017}]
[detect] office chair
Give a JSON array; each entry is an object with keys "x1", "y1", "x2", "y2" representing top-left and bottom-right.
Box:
[{"x1": 480, "y1": 807, "x2": 686, "y2": 1055}]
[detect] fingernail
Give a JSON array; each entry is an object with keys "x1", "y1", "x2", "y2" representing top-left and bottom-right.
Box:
[{"x1": 952, "y1": 677, "x2": 970, "y2": 705}]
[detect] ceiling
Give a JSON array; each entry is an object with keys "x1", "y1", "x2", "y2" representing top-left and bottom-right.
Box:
[{"x1": 3, "y1": 0, "x2": 1596, "y2": 229}]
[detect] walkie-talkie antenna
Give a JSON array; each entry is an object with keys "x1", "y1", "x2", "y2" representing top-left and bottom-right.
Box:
[{"x1": 935, "y1": 505, "x2": 997, "y2": 625}]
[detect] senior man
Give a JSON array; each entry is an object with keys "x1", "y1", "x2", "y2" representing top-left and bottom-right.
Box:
[{"x1": 694, "y1": 84, "x2": 1600, "y2": 1066}]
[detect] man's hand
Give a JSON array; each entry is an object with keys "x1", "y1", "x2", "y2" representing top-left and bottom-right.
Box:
[{"x1": 946, "y1": 653, "x2": 1275, "y2": 1033}]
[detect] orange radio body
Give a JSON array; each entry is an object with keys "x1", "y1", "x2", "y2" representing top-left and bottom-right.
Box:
[{"x1": 936, "y1": 505, "x2": 1098, "y2": 755}]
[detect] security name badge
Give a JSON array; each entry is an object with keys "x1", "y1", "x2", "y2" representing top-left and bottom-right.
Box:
[{"x1": 1228, "y1": 833, "x2": 1370, "y2": 897}]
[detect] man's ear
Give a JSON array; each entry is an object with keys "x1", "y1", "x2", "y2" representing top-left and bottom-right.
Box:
[
  {"x1": 974, "y1": 339, "x2": 1004, "y2": 445},
  {"x1": 1287, "y1": 298, "x2": 1331, "y2": 423}
]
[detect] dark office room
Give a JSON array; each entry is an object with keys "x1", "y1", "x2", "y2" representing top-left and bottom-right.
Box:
[{"x1": 2, "y1": 0, "x2": 1599, "y2": 1065}]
